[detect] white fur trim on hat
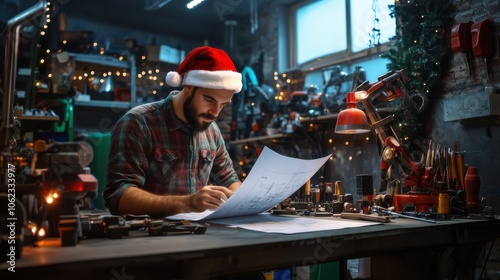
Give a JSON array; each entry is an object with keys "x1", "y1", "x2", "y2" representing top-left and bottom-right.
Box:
[
  {"x1": 183, "y1": 69, "x2": 242, "y2": 93},
  {"x1": 165, "y1": 71, "x2": 182, "y2": 87}
]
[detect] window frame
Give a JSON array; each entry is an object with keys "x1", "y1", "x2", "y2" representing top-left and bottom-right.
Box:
[{"x1": 288, "y1": 0, "x2": 394, "y2": 73}]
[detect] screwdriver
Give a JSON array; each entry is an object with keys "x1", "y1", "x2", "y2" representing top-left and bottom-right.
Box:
[{"x1": 371, "y1": 205, "x2": 436, "y2": 224}]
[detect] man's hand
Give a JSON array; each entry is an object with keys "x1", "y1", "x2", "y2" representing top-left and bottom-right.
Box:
[{"x1": 188, "y1": 186, "x2": 234, "y2": 212}]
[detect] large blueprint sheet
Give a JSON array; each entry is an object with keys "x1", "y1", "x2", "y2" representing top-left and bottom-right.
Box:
[{"x1": 167, "y1": 146, "x2": 331, "y2": 221}]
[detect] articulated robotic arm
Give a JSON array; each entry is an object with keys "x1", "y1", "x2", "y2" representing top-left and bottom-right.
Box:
[{"x1": 354, "y1": 70, "x2": 436, "y2": 195}]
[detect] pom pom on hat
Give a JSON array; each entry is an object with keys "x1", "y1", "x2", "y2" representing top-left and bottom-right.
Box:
[
  {"x1": 165, "y1": 71, "x2": 182, "y2": 87},
  {"x1": 165, "y1": 46, "x2": 242, "y2": 93}
]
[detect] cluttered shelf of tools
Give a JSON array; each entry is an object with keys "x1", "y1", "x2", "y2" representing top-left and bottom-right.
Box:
[
  {"x1": 14, "y1": 107, "x2": 60, "y2": 122},
  {"x1": 229, "y1": 107, "x2": 396, "y2": 145},
  {"x1": 69, "y1": 52, "x2": 137, "y2": 110}
]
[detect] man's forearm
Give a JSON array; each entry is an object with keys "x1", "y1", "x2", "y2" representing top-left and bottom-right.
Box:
[{"x1": 117, "y1": 186, "x2": 192, "y2": 217}]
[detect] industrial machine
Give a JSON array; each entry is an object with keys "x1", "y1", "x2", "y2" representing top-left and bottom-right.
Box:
[{"x1": 1, "y1": 0, "x2": 98, "y2": 252}]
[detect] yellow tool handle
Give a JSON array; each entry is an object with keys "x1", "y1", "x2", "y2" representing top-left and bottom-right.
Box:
[{"x1": 455, "y1": 154, "x2": 464, "y2": 190}]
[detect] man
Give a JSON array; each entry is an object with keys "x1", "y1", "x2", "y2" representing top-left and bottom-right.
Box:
[{"x1": 104, "y1": 46, "x2": 242, "y2": 217}]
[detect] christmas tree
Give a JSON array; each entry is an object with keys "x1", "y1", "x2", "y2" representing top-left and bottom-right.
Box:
[{"x1": 383, "y1": 0, "x2": 453, "y2": 150}]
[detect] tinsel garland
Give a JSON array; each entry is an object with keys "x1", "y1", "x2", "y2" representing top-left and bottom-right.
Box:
[{"x1": 383, "y1": 0, "x2": 453, "y2": 150}]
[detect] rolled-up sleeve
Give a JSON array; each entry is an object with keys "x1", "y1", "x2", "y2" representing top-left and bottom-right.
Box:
[{"x1": 104, "y1": 112, "x2": 151, "y2": 215}]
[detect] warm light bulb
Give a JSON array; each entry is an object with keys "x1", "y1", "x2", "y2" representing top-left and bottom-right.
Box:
[{"x1": 354, "y1": 91, "x2": 368, "y2": 100}]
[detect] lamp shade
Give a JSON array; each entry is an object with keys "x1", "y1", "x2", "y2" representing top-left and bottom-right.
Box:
[{"x1": 335, "y1": 92, "x2": 371, "y2": 134}]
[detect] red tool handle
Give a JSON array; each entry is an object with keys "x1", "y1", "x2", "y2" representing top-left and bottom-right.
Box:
[
  {"x1": 451, "y1": 21, "x2": 473, "y2": 52},
  {"x1": 471, "y1": 19, "x2": 493, "y2": 57}
]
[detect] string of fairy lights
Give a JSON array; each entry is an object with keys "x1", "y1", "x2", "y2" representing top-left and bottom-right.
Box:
[{"x1": 36, "y1": 1, "x2": 166, "y2": 96}]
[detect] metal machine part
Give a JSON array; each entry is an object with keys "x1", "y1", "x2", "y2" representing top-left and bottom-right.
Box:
[
  {"x1": 0, "y1": 0, "x2": 47, "y2": 259},
  {"x1": 79, "y1": 214, "x2": 208, "y2": 239},
  {"x1": 1, "y1": 0, "x2": 47, "y2": 152}
]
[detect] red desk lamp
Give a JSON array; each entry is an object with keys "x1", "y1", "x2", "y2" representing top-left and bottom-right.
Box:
[{"x1": 334, "y1": 92, "x2": 370, "y2": 134}]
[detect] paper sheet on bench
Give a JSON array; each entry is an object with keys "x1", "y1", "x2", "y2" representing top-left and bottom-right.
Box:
[
  {"x1": 208, "y1": 213, "x2": 380, "y2": 234},
  {"x1": 167, "y1": 146, "x2": 331, "y2": 221}
]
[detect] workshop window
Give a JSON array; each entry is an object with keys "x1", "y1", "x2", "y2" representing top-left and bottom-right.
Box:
[
  {"x1": 291, "y1": 0, "x2": 395, "y2": 68},
  {"x1": 296, "y1": 0, "x2": 346, "y2": 65}
]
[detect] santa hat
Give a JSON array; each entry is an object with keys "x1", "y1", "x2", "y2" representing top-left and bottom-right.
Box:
[{"x1": 165, "y1": 46, "x2": 242, "y2": 93}]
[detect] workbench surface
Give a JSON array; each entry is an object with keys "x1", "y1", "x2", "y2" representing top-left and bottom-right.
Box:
[{"x1": 2, "y1": 215, "x2": 500, "y2": 279}]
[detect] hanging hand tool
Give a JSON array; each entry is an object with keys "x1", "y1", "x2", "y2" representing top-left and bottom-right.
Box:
[
  {"x1": 451, "y1": 21, "x2": 473, "y2": 75},
  {"x1": 454, "y1": 139, "x2": 465, "y2": 191},
  {"x1": 471, "y1": 19, "x2": 494, "y2": 81}
]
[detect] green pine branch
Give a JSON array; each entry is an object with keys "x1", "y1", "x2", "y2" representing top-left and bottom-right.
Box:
[{"x1": 383, "y1": 0, "x2": 453, "y2": 149}]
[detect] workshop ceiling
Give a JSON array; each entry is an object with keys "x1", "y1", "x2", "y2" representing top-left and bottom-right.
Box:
[{"x1": 61, "y1": 0, "x2": 302, "y2": 45}]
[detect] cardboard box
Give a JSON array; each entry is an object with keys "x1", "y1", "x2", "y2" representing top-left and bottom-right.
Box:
[{"x1": 145, "y1": 45, "x2": 185, "y2": 64}]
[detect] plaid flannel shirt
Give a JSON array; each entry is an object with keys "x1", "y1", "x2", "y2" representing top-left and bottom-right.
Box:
[{"x1": 104, "y1": 92, "x2": 240, "y2": 214}]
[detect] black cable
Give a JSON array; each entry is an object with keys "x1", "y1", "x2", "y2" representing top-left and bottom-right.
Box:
[{"x1": 479, "y1": 239, "x2": 496, "y2": 279}]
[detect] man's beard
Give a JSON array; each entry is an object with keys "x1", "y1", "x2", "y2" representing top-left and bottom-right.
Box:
[{"x1": 183, "y1": 88, "x2": 216, "y2": 131}]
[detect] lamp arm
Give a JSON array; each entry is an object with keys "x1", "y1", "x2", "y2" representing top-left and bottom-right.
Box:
[{"x1": 355, "y1": 69, "x2": 434, "y2": 191}]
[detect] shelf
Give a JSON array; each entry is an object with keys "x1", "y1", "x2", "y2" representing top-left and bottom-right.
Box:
[
  {"x1": 15, "y1": 108, "x2": 60, "y2": 121},
  {"x1": 230, "y1": 133, "x2": 292, "y2": 145},
  {"x1": 300, "y1": 107, "x2": 395, "y2": 125},
  {"x1": 70, "y1": 53, "x2": 130, "y2": 68},
  {"x1": 16, "y1": 115, "x2": 60, "y2": 121},
  {"x1": 443, "y1": 91, "x2": 500, "y2": 122},
  {"x1": 74, "y1": 100, "x2": 131, "y2": 109}
]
